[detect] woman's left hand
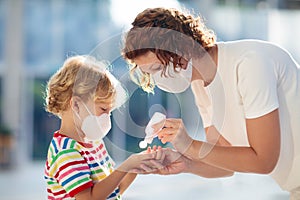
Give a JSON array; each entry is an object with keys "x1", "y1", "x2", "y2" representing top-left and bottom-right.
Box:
[
  {"x1": 154, "y1": 147, "x2": 188, "y2": 175},
  {"x1": 153, "y1": 118, "x2": 193, "y2": 154}
]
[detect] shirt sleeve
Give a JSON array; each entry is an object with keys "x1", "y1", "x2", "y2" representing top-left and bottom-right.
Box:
[
  {"x1": 48, "y1": 148, "x2": 93, "y2": 197},
  {"x1": 237, "y1": 52, "x2": 279, "y2": 119}
]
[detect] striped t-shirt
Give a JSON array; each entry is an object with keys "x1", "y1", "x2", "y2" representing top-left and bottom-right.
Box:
[{"x1": 44, "y1": 131, "x2": 121, "y2": 199}]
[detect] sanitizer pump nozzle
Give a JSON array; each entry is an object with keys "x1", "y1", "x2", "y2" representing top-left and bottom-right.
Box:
[{"x1": 139, "y1": 112, "x2": 166, "y2": 148}]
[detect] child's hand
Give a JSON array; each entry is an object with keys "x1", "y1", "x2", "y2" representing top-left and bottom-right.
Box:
[
  {"x1": 144, "y1": 147, "x2": 189, "y2": 175},
  {"x1": 118, "y1": 148, "x2": 164, "y2": 173}
]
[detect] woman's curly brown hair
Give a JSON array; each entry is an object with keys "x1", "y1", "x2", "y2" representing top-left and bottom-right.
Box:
[
  {"x1": 45, "y1": 55, "x2": 116, "y2": 117},
  {"x1": 122, "y1": 7, "x2": 216, "y2": 93}
]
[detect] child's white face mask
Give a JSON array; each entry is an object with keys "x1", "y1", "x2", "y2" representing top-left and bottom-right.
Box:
[
  {"x1": 152, "y1": 59, "x2": 192, "y2": 93},
  {"x1": 74, "y1": 103, "x2": 111, "y2": 142}
]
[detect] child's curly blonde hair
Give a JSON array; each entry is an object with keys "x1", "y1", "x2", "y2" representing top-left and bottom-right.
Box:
[{"x1": 45, "y1": 55, "x2": 116, "y2": 117}]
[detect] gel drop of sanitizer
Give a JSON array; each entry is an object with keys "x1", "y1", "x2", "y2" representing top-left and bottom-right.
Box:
[{"x1": 139, "y1": 112, "x2": 166, "y2": 148}]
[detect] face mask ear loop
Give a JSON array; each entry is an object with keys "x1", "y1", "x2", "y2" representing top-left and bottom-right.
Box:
[
  {"x1": 72, "y1": 107, "x2": 81, "y2": 120},
  {"x1": 71, "y1": 97, "x2": 85, "y2": 120},
  {"x1": 188, "y1": 58, "x2": 192, "y2": 72},
  {"x1": 75, "y1": 124, "x2": 86, "y2": 143},
  {"x1": 81, "y1": 102, "x2": 94, "y2": 116},
  {"x1": 71, "y1": 106, "x2": 87, "y2": 142}
]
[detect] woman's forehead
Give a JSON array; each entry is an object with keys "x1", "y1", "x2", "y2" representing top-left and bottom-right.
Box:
[{"x1": 134, "y1": 51, "x2": 159, "y2": 65}]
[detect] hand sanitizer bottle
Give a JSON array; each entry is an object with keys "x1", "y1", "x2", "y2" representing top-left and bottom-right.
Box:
[{"x1": 139, "y1": 112, "x2": 166, "y2": 148}]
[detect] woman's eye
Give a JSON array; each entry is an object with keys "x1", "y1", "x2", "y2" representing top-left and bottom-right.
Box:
[{"x1": 151, "y1": 64, "x2": 163, "y2": 71}]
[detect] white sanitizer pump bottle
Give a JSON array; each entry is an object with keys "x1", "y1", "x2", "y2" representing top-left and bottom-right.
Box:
[{"x1": 139, "y1": 112, "x2": 166, "y2": 148}]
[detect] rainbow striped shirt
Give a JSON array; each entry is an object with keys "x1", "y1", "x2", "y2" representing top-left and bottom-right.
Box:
[{"x1": 44, "y1": 131, "x2": 121, "y2": 199}]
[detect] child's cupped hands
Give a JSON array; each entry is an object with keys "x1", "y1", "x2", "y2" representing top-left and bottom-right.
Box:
[
  {"x1": 117, "y1": 145, "x2": 189, "y2": 175},
  {"x1": 117, "y1": 146, "x2": 165, "y2": 173}
]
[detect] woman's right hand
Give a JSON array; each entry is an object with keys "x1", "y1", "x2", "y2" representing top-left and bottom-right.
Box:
[{"x1": 153, "y1": 118, "x2": 193, "y2": 154}]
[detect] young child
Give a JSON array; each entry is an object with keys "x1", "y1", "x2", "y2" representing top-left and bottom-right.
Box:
[{"x1": 44, "y1": 55, "x2": 163, "y2": 200}]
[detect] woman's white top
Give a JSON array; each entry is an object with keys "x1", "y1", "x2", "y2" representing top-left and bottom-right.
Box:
[{"x1": 191, "y1": 39, "x2": 300, "y2": 191}]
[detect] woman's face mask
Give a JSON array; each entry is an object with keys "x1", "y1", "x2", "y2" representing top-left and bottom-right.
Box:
[
  {"x1": 74, "y1": 102, "x2": 111, "y2": 142},
  {"x1": 152, "y1": 60, "x2": 193, "y2": 93}
]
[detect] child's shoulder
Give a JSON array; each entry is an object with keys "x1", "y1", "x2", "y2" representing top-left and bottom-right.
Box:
[
  {"x1": 46, "y1": 131, "x2": 86, "y2": 166},
  {"x1": 49, "y1": 131, "x2": 83, "y2": 155}
]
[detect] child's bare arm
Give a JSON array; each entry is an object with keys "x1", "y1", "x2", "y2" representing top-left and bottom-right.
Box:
[
  {"x1": 119, "y1": 173, "x2": 137, "y2": 194},
  {"x1": 75, "y1": 151, "x2": 160, "y2": 200}
]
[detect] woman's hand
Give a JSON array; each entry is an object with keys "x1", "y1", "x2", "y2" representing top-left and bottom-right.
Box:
[
  {"x1": 153, "y1": 147, "x2": 189, "y2": 175},
  {"x1": 153, "y1": 118, "x2": 193, "y2": 154}
]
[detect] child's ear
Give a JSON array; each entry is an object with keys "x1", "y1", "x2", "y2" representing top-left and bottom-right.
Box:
[{"x1": 70, "y1": 96, "x2": 81, "y2": 113}]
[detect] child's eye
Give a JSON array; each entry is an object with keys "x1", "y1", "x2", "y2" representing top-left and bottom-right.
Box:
[{"x1": 101, "y1": 107, "x2": 108, "y2": 112}]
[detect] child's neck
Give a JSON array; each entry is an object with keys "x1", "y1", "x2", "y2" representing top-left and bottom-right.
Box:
[{"x1": 59, "y1": 113, "x2": 84, "y2": 142}]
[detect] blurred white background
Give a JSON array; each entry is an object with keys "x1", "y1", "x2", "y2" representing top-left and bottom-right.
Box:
[{"x1": 0, "y1": 0, "x2": 299, "y2": 199}]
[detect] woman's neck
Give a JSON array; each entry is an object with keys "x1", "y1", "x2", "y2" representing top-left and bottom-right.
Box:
[{"x1": 191, "y1": 44, "x2": 218, "y2": 86}]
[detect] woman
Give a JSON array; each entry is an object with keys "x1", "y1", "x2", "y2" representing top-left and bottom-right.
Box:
[{"x1": 122, "y1": 7, "x2": 300, "y2": 199}]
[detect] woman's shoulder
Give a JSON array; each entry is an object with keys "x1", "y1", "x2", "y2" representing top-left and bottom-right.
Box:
[
  {"x1": 218, "y1": 39, "x2": 286, "y2": 51},
  {"x1": 217, "y1": 39, "x2": 290, "y2": 62},
  {"x1": 218, "y1": 38, "x2": 268, "y2": 44}
]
